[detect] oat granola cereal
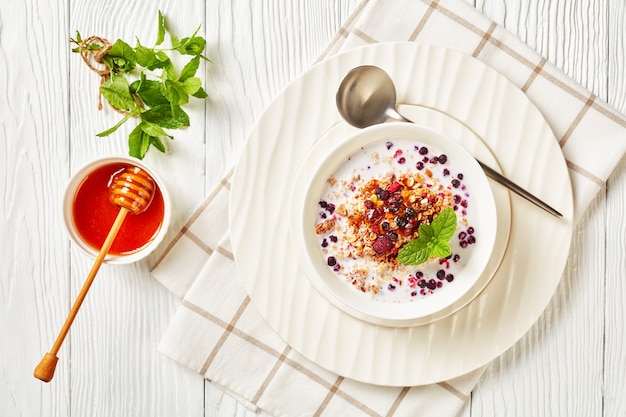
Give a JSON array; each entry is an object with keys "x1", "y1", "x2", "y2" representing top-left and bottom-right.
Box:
[{"x1": 315, "y1": 138, "x2": 479, "y2": 303}]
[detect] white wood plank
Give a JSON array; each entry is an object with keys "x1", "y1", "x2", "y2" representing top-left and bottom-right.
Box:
[
  {"x1": 67, "y1": 1, "x2": 207, "y2": 416},
  {"x1": 605, "y1": 160, "x2": 626, "y2": 417},
  {"x1": 0, "y1": 0, "x2": 71, "y2": 416},
  {"x1": 604, "y1": 2, "x2": 626, "y2": 416}
]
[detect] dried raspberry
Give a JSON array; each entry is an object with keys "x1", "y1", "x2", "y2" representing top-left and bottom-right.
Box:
[
  {"x1": 387, "y1": 182, "x2": 402, "y2": 193},
  {"x1": 372, "y1": 236, "x2": 393, "y2": 254}
]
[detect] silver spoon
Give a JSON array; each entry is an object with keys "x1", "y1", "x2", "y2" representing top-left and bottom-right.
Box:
[{"x1": 336, "y1": 65, "x2": 563, "y2": 219}]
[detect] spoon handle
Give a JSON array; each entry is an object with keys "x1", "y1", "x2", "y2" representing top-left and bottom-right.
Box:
[
  {"x1": 477, "y1": 161, "x2": 562, "y2": 218},
  {"x1": 388, "y1": 114, "x2": 563, "y2": 218}
]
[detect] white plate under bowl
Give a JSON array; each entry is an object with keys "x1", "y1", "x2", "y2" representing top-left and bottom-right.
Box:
[
  {"x1": 230, "y1": 42, "x2": 573, "y2": 386},
  {"x1": 291, "y1": 122, "x2": 497, "y2": 327},
  {"x1": 291, "y1": 104, "x2": 512, "y2": 327}
]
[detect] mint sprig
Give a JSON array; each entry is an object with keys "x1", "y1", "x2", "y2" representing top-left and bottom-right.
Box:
[
  {"x1": 70, "y1": 11, "x2": 209, "y2": 159},
  {"x1": 397, "y1": 208, "x2": 457, "y2": 265}
]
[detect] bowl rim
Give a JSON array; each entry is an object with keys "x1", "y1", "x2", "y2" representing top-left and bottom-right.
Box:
[
  {"x1": 63, "y1": 155, "x2": 172, "y2": 265},
  {"x1": 291, "y1": 122, "x2": 498, "y2": 327}
]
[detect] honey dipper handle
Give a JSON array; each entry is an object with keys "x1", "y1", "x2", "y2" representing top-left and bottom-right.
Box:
[{"x1": 34, "y1": 207, "x2": 129, "y2": 382}]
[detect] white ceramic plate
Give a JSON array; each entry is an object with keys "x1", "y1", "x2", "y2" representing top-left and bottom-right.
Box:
[
  {"x1": 291, "y1": 122, "x2": 498, "y2": 327},
  {"x1": 230, "y1": 42, "x2": 573, "y2": 386},
  {"x1": 290, "y1": 105, "x2": 512, "y2": 327}
]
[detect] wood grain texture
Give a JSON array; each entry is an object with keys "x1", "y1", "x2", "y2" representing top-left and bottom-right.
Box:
[
  {"x1": 2, "y1": 0, "x2": 625, "y2": 416},
  {"x1": 67, "y1": 1, "x2": 207, "y2": 417},
  {"x1": 0, "y1": 0, "x2": 71, "y2": 416},
  {"x1": 605, "y1": 159, "x2": 626, "y2": 417},
  {"x1": 604, "y1": 2, "x2": 626, "y2": 417}
]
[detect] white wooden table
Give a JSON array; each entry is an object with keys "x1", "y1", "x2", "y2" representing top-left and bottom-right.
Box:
[{"x1": 1, "y1": 1, "x2": 624, "y2": 416}]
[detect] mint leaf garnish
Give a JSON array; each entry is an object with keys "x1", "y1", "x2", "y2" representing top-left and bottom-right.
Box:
[
  {"x1": 396, "y1": 237, "x2": 431, "y2": 265},
  {"x1": 397, "y1": 208, "x2": 457, "y2": 265}
]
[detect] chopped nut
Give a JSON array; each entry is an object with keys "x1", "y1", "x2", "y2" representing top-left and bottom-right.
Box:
[{"x1": 315, "y1": 219, "x2": 335, "y2": 235}]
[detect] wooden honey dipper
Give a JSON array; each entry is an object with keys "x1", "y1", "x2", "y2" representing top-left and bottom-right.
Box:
[{"x1": 34, "y1": 166, "x2": 156, "y2": 382}]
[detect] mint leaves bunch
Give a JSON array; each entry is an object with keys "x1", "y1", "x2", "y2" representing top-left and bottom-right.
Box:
[
  {"x1": 71, "y1": 11, "x2": 208, "y2": 159},
  {"x1": 397, "y1": 208, "x2": 457, "y2": 265}
]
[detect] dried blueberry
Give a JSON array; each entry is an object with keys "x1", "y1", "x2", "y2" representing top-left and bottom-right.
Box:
[
  {"x1": 436, "y1": 270, "x2": 445, "y2": 280},
  {"x1": 452, "y1": 179, "x2": 461, "y2": 188},
  {"x1": 395, "y1": 216, "x2": 408, "y2": 227},
  {"x1": 419, "y1": 146, "x2": 428, "y2": 155},
  {"x1": 327, "y1": 256, "x2": 337, "y2": 266},
  {"x1": 416, "y1": 161, "x2": 424, "y2": 170},
  {"x1": 405, "y1": 207, "x2": 416, "y2": 218},
  {"x1": 381, "y1": 221, "x2": 391, "y2": 231},
  {"x1": 378, "y1": 189, "x2": 390, "y2": 200},
  {"x1": 438, "y1": 154, "x2": 448, "y2": 164}
]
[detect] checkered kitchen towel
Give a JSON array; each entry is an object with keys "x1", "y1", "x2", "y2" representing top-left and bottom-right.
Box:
[{"x1": 151, "y1": 0, "x2": 626, "y2": 416}]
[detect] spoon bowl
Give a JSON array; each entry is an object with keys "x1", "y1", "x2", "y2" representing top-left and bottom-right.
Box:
[{"x1": 336, "y1": 65, "x2": 409, "y2": 128}]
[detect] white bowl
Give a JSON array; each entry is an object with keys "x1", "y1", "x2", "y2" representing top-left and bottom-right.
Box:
[
  {"x1": 63, "y1": 156, "x2": 171, "y2": 264},
  {"x1": 290, "y1": 123, "x2": 498, "y2": 327}
]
